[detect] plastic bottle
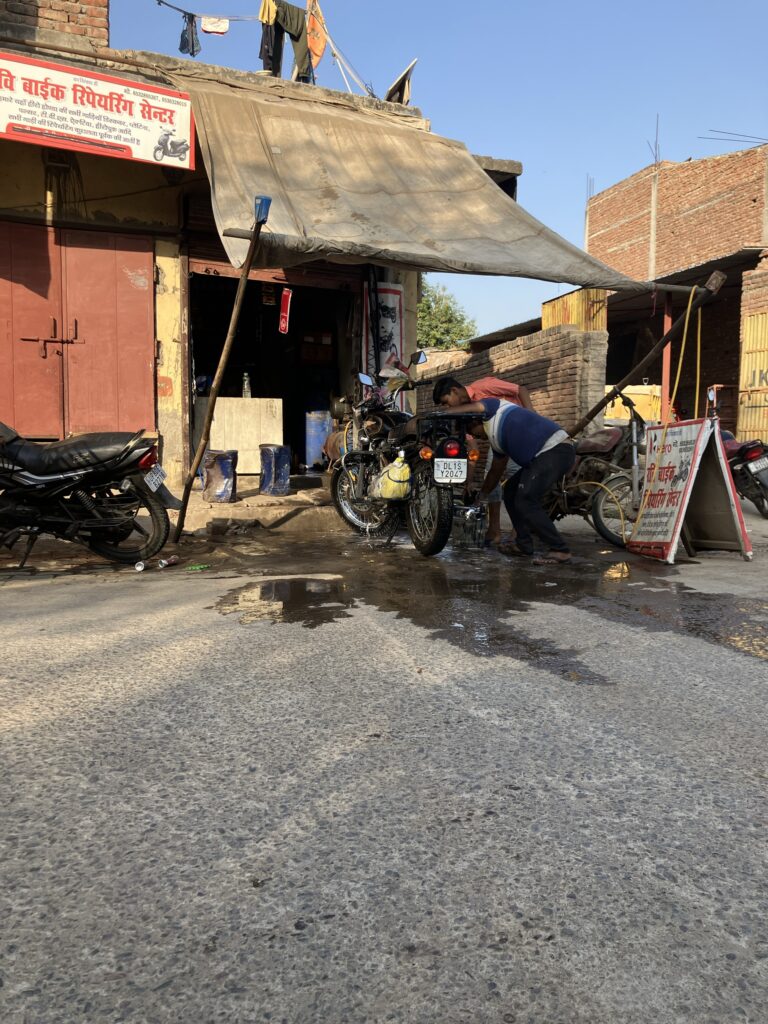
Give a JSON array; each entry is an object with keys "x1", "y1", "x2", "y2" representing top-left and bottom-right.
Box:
[{"x1": 242, "y1": 372, "x2": 251, "y2": 398}]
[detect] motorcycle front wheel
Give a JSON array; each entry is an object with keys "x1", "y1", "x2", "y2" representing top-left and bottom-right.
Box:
[
  {"x1": 330, "y1": 466, "x2": 399, "y2": 538},
  {"x1": 405, "y1": 460, "x2": 453, "y2": 556},
  {"x1": 591, "y1": 473, "x2": 638, "y2": 547},
  {"x1": 153, "y1": 147, "x2": 165, "y2": 161},
  {"x1": 86, "y1": 484, "x2": 170, "y2": 563}
]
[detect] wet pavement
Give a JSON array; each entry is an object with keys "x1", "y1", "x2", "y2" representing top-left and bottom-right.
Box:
[{"x1": 1, "y1": 512, "x2": 767, "y2": 1023}]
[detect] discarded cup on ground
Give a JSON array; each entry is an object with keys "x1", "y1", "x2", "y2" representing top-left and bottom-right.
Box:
[
  {"x1": 135, "y1": 562, "x2": 145, "y2": 572},
  {"x1": 158, "y1": 555, "x2": 180, "y2": 569}
]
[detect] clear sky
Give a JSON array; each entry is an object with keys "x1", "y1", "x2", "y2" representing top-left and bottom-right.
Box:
[{"x1": 112, "y1": 0, "x2": 767, "y2": 335}]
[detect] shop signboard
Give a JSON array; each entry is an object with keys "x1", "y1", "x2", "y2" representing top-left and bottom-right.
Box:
[
  {"x1": 627, "y1": 418, "x2": 752, "y2": 564},
  {"x1": 0, "y1": 50, "x2": 194, "y2": 168}
]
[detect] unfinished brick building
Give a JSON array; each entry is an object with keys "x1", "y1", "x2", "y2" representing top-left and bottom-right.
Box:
[{"x1": 586, "y1": 147, "x2": 768, "y2": 439}]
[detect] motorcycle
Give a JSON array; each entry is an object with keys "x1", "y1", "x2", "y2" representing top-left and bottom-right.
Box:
[
  {"x1": 543, "y1": 391, "x2": 646, "y2": 547},
  {"x1": 721, "y1": 432, "x2": 768, "y2": 518},
  {"x1": 329, "y1": 354, "x2": 485, "y2": 556},
  {"x1": 708, "y1": 386, "x2": 768, "y2": 518},
  {"x1": 0, "y1": 421, "x2": 182, "y2": 567},
  {"x1": 153, "y1": 130, "x2": 190, "y2": 163}
]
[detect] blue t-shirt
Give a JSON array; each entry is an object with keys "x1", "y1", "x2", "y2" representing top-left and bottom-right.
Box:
[{"x1": 480, "y1": 399, "x2": 564, "y2": 467}]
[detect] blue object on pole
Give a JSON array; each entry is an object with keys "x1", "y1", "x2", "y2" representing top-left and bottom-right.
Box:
[
  {"x1": 254, "y1": 195, "x2": 272, "y2": 224},
  {"x1": 260, "y1": 444, "x2": 291, "y2": 495},
  {"x1": 305, "y1": 410, "x2": 333, "y2": 469}
]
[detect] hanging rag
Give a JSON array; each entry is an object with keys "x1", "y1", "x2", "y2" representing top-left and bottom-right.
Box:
[
  {"x1": 179, "y1": 13, "x2": 201, "y2": 57},
  {"x1": 259, "y1": 22, "x2": 284, "y2": 77},
  {"x1": 259, "y1": 0, "x2": 277, "y2": 25},
  {"x1": 275, "y1": 0, "x2": 312, "y2": 81},
  {"x1": 201, "y1": 16, "x2": 230, "y2": 35}
]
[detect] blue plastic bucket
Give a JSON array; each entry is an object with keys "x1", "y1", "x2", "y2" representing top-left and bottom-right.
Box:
[
  {"x1": 260, "y1": 444, "x2": 291, "y2": 495},
  {"x1": 305, "y1": 410, "x2": 333, "y2": 468}
]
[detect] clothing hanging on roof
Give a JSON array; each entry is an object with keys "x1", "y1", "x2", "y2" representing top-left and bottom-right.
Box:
[
  {"x1": 201, "y1": 16, "x2": 230, "y2": 35},
  {"x1": 275, "y1": 0, "x2": 312, "y2": 81},
  {"x1": 258, "y1": 0, "x2": 277, "y2": 25},
  {"x1": 259, "y1": 22, "x2": 283, "y2": 77},
  {"x1": 179, "y1": 12, "x2": 201, "y2": 57}
]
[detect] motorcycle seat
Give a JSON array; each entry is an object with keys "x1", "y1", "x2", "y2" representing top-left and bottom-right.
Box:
[
  {"x1": 3, "y1": 431, "x2": 143, "y2": 475},
  {"x1": 723, "y1": 437, "x2": 761, "y2": 457},
  {"x1": 576, "y1": 426, "x2": 624, "y2": 454},
  {"x1": 388, "y1": 419, "x2": 418, "y2": 442}
]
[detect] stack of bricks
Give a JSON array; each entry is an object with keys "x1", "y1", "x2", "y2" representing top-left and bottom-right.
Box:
[
  {"x1": 0, "y1": 0, "x2": 110, "y2": 46},
  {"x1": 416, "y1": 327, "x2": 609, "y2": 435}
]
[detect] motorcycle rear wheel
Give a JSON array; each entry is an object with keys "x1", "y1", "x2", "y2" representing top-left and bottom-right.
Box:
[
  {"x1": 591, "y1": 473, "x2": 638, "y2": 547},
  {"x1": 753, "y1": 492, "x2": 768, "y2": 518},
  {"x1": 406, "y1": 460, "x2": 453, "y2": 556},
  {"x1": 330, "y1": 466, "x2": 399, "y2": 538},
  {"x1": 86, "y1": 485, "x2": 170, "y2": 563}
]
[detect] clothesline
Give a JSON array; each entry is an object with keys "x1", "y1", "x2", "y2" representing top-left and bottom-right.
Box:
[
  {"x1": 156, "y1": 0, "x2": 376, "y2": 98},
  {"x1": 155, "y1": 0, "x2": 263, "y2": 20}
]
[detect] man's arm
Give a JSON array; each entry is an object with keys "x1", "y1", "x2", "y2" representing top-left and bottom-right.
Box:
[
  {"x1": 518, "y1": 385, "x2": 534, "y2": 411},
  {"x1": 478, "y1": 453, "x2": 508, "y2": 499},
  {"x1": 439, "y1": 401, "x2": 486, "y2": 415}
]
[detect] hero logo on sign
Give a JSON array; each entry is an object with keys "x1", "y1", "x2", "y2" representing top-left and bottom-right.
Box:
[{"x1": 0, "y1": 51, "x2": 194, "y2": 169}]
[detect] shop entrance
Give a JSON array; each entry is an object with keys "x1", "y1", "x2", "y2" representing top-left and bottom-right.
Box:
[{"x1": 189, "y1": 271, "x2": 360, "y2": 474}]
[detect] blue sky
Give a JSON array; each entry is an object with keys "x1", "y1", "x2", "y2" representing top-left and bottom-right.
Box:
[{"x1": 112, "y1": 0, "x2": 767, "y2": 335}]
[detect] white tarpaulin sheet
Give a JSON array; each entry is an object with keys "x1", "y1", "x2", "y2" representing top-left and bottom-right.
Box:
[{"x1": 181, "y1": 78, "x2": 643, "y2": 289}]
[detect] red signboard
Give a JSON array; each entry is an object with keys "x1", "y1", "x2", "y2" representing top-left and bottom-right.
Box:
[{"x1": 0, "y1": 50, "x2": 194, "y2": 168}]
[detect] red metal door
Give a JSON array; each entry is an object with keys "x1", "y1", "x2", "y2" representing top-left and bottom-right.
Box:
[
  {"x1": 61, "y1": 231, "x2": 155, "y2": 435},
  {"x1": 0, "y1": 223, "x2": 64, "y2": 438}
]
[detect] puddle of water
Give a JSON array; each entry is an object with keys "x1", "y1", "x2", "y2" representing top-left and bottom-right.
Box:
[{"x1": 217, "y1": 574, "x2": 354, "y2": 628}]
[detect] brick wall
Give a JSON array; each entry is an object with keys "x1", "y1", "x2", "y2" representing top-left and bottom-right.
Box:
[
  {"x1": 588, "y1": 148, "x2": 768, "y2": 278},
  {"x1": 416, "y1": 327, "x2": 609, "y2": 435},
  {"x1": 0, "y1": 0, "x2": 110, "y2": 46},
  {"x1": 741, "y1": 252, "x2": 768, "y2": 319}
]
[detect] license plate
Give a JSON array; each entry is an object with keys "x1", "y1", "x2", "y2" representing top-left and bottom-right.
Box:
[
  {"x1": 144, "y1": 465, "x2": 167, "y2": 492},
  {"x1": 434, "y1": 458, "x2": 468, "y2": 484},
  {"x1": 747, "y1": 455, "x2": 768, "y2": 474}
]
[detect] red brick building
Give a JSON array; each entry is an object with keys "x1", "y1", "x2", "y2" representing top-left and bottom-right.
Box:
[{"x1": 586, "y1": 147, "x2": 768, "y2": 439}]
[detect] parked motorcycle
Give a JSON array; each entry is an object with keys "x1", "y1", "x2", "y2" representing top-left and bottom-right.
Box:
[
  {"x1": 329, "y1": 354, "x2": 485, "y2": 556},
  {"x1": 0, "y1": 421, "x2": 182, "y2": 567},
  {"x1": 543, "y1": 391, "x2": 646, "y2": 547},
  {"x1": 721, "y1": 431, "x2": 768, "y2": 518},
  {"x1": 153, "y1": 130, "x2": 190, "y2": 163}
]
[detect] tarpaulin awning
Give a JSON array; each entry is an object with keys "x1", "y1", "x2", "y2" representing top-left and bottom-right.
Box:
[{"x1": 179, "y1": 77, "x2": 644, "y2": 291}]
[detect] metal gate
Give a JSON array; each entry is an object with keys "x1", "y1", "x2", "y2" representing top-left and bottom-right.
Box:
[
  {"x1": 738, "y1": 313, "x2": 768, "y2": 440},
  {"x1": 0, "y1": 223, "x2": 155, "y2": 439}
]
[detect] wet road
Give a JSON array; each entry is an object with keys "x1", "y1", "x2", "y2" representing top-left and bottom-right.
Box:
[{"x1": 1, "y1": 520, "x2": 767, "y2": 1024}]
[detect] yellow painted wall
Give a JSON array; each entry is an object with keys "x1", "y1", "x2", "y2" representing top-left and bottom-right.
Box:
[
  {"x1": 155, "y1": 240, "x2": 186, "y2": 489},
  {"x1": 0, "y1": 138, "x2": 187, "y2": 229}
]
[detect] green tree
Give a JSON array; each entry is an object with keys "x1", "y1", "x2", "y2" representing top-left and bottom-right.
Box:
[{"x1": 417, "y1": 280, "x2": 477, "y2": 350}]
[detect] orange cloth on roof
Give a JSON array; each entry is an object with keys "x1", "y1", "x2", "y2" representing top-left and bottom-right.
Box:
[{"x1": 306, "y1": 0, "x2": 327, "y2": 68}]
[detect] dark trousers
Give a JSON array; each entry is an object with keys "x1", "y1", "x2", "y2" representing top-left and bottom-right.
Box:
[
  {"x1": 503, "y1": 443, "x2": 576, "y2": 554},
  {"x1": 260, "y1": 1, "x2": 312, "y2": 80}
]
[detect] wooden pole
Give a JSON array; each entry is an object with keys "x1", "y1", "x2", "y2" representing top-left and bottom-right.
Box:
[
  {"x1": 172, "y1": 219, "x2": 265, "y2": 542},
  {"x1": 660, "y1": 292, "x2": 673, "y2": 422},
  {"x1": 567, "y1": 271, "x2": 726, "y2": 438}
]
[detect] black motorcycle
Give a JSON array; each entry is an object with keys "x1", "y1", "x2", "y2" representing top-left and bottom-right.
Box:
[
  {"x1": 330, "y1": 356, "x2": 484, "y2": 556},
  {"x1": 0, "y1": 421, "x2": 182, "y2": 567}
]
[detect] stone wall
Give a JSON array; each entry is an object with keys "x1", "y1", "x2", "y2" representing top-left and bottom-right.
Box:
[{"x1": 416, "y1": 327, "x2": 609, "y2": 435}]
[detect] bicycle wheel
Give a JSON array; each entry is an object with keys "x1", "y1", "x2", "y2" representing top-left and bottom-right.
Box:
[{"x1": 591, "y1": 473, "x2": 639, "y2": 547}]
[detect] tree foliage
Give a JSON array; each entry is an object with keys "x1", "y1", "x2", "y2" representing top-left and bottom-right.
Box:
[{"x1": 416, "y1": 281, "x2": 478, "y2": 350}]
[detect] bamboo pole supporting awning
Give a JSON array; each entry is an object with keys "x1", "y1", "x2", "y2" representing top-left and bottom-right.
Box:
[{"x1": 176, "y1": 76, "x2": 648, "y2": 290}]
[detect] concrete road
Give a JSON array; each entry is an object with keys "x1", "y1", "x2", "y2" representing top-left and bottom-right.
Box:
[{"x1": 1, "y1": 507, "x2": 767, "y2": 1024}]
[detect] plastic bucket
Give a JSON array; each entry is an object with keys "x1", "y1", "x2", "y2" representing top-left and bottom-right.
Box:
[
  {"x1": 260, "y1": 444, "x2": 291, "y2": 495},
  {"x1": 305, "y1": 410, "x2": 333, "y2": 468}
]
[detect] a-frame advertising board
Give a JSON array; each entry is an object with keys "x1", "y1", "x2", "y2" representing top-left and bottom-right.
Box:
[{"x1": 627, "y1": 418, "x2": 752, "y2": 564}]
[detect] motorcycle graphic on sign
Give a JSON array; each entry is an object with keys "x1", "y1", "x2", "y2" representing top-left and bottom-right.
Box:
[{"x1": 153, "y1": 130, "x2": 190, "y2": 162}]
